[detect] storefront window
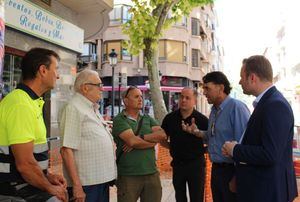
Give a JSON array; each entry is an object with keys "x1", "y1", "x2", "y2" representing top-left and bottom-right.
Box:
[
  {"x1": 170, "y1": 92, "x2": 180, "y2": 111},
  {"x1": 3, "y1": 54, "x2": 22, "y2": 97},
  {"x1": 161, "y1": 76, "x2": 185, "y2": 87}
]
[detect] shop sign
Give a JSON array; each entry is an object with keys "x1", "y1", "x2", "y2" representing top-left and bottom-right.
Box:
[
  {"x1": 5, "y1": 0, "x2": 84, "y2": 53},
  {"x1": 161, "y1": 76, "x2": 185, "y2": 87}
]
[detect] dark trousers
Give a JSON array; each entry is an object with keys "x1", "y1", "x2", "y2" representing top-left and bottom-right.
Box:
[
  {"x1": 172, "y1": 158, "x2": 205, "y2": 202},
  {"x1": 0, "y1": 182, "x2": 55, "y2": 202},
  {"x1": 211, "y1": 163, "x2": 236, "y2": 202},
  {"x1": 68, "y1": 182, "x2": 109, "y2": 202}
]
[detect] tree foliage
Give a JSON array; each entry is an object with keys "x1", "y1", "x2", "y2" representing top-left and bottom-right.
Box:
[
  {"x1": 123, "y1": 0, "x2": 213, "y2": 53},
  {"x1": 122, "y1": 0, "x2": 213, "y2": 122}
]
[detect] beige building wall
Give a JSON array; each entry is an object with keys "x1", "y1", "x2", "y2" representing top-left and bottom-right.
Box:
[
  {"x1": 4, "y1": 0, "x2": 113, "y2": 139},
  {"x1": 102, "y1": 5, "x2": 220, "y2": 73}
]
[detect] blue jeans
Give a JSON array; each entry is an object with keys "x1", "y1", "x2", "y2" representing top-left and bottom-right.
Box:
[{"x1": 68, "y1": 182, "x2": 109, "y2": 202}]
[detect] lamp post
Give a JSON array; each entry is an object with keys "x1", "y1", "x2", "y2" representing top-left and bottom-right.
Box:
[
  {"x1": 109, "y1": 49, "x2": 118, "y2": 118},
  {"x1": 118, "y1": 72, "x2": 122, "y2": 113}
]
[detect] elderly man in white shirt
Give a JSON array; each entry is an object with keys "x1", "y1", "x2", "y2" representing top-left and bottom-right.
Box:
[{"x1": 60, "y1": 69, "x2": 116, "y2": 202}]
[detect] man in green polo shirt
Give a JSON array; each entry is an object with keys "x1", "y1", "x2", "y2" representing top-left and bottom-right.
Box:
[
  {"x1": 112, "y1": 86, "x2": 167, "y2": 202},
  {"x1": 0, "y1": 48, "x2": 67, "y2": 201}
]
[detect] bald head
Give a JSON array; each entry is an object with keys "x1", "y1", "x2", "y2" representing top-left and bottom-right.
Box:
[{"x1": 179, "y1": 87, "x2": 197, "y2": 111}]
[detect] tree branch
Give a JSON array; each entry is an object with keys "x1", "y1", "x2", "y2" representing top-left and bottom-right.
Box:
[
  {"x1": 152, "y1": 4, "x2": 164, "y2": 17},
  {"x1": 154, "y1": 0, "x2": 181, "y2": 36}
]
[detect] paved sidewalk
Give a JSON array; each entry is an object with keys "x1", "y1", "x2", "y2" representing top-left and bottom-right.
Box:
[
  {"x1": 49, "y1": 149, "x2": 300, "y2": 202},
  {"x1": 110, "y1": 176, "x2": 300, "y2": 202}
]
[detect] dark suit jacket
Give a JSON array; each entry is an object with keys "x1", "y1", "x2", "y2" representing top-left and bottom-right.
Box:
[{"x1": 233, "y1": 86, "x2": 298, "y2": 202}]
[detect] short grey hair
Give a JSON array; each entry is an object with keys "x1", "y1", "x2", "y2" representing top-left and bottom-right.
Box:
[{"x1": 74, "y1": 69, "x2": 99, "y2": 93}]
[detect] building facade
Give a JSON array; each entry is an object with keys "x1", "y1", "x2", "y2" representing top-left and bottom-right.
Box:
[
  {"x1": 2, "y1": 0, "x2": 113, "y2": 139},
  {"x1": 97, "y1": 3, "x2": 223, "y2": 116}
]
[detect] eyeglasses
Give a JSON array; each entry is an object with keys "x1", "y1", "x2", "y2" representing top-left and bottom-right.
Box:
[
  {"x1": 124, "y1": 85, "x2": 138, "y2": 98},
  {"x1": 85, "y1": 83, "x2": 103, "y2": 88}
]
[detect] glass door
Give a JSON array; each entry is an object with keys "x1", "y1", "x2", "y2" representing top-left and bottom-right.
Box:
[{"x1": 3, "y1": 54, "x2": 22, "y2": 97}]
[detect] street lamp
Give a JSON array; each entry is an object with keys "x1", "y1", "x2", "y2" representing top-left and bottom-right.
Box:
[
  {"x1": 118, "y1": 72, "x2": 122, "y2": 113},
  {"x1": 109, "y1": 49, "x2": 118, "y2": 118}
]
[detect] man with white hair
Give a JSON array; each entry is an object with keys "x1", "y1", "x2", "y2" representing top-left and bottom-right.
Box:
[{"x1": 60, "y1": 70, "x2": 116, "y2": 202}]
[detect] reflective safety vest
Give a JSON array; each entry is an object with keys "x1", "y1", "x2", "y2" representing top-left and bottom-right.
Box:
[
  {"x1": 0, "y1": 144, "x2": 49, "y2": 182},
  {"x1": 0, "y1": 87, "x2": 48, "y2": 182}
]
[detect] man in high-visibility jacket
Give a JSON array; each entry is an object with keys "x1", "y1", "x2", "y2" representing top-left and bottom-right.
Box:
[{"x1": 0, "y1": 48, "x2": 67, "y2": 202}]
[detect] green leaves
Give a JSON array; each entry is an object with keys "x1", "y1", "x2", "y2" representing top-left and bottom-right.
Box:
[
  {"x1": 122, "y1": 0, "x2": 213, "y2": 55},
  {"x1": 122, "y1": 1, "x2": 159, "y2": 54},
  {"x1": 120, "y1": 0, "x2": 213, "y2": 122}
]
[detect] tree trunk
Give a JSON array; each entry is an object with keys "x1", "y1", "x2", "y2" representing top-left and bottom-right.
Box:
[{"x1": 144, "y1": 39, "x2": 168, "y2": 124}]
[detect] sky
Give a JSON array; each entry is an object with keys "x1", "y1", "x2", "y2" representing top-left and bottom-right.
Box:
[
  {"x1": 214, "y1": 0, "x2": 300, "y2": 82},
  {"x1": 214, "y1": 0, "x2": 300, "y2": 122}
]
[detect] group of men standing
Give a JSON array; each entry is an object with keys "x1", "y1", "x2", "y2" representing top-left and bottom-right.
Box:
[{"x1": 0, "y1": 47, "x2": 298, "y2": 202}]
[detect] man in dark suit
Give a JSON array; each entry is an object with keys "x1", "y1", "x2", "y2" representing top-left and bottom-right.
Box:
[{"x1": 222, "y1": 55, "x2": 298, "y2": 202}]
